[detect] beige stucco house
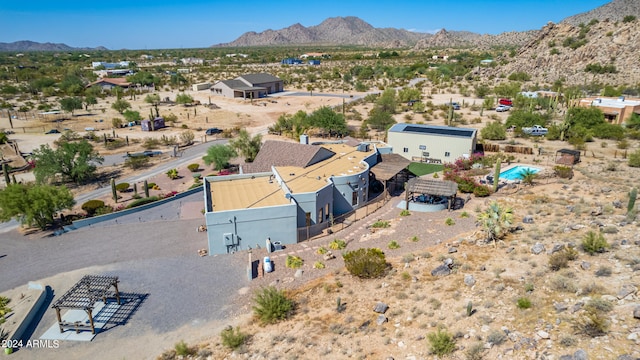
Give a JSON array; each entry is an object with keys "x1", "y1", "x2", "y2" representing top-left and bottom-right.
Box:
[
  {"x1": 387, "y1": 123, "x2": 477, "y2": 163},
  {"x1": 211, "y1": 73, "x2": 284, "y2": 99},
  {"x1": 577, "y1": 96, "x2": 640, "y2": 125}
]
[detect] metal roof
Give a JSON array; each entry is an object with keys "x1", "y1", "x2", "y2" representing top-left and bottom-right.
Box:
[
  {"x1": 406, "y1": 177, "x2": 458, "y2": 197},
  {"x1": 389, "y1": 123, "x2": 476, "y2": 138},
  {"x1": 238, "y1": 73, "x2": 282, "y2": 85},
  {"x1": 370, "y1": 154, "x2": 411, "y2": 181}
]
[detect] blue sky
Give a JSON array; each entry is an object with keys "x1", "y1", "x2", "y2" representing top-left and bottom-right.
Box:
[{"x1": 1, "y1": 0, "x2": 610, "y2": 50}]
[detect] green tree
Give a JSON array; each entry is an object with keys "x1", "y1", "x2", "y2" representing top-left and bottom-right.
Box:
[
  {"x1": 397, "y1": 87, "x2": 421, "y2": 103},
  {"x1": 180, "y1": 130, "x2": 195, "y2": 146},
  {"x1": 0, "y1": 183, "x2": 75, "y2": 230},
  {"x1": 480, "y1": 121, "x2": 506, "y2": 140},
  {"x1": 111, "y1": 99, "x2": 131, "y2": 114},
  {"x1": 474, "y1": 84, "x2": 490, "y2": 98},
  {"x1": 626, "y1": 113, "x2": 640, "y2": 130},
  {"x1": 175, "y1": 93, "x2": 194, "y2": 105},
  {"x1": 366, "y1": 108, "x2": 396, "y2": 131},
  {"x1": 59, "y1": 97, "x2": 83, "y2": 116},
  {"x1": 203, "y1": 144, "x2": 237, "y2": 170},
  {"x1": 32, "y1": 140, "x2": 103, "y2": 184},
  {"x1": 477, "y1": 201, "x2": 514, "y2": 246},
  {"x1": 83, "y1": 95, "x2": 98, "y2": 111},
  {"x1": 123, "y1": 110, "x2": 142, "y2": 123},
  {"x1": 229, "y1": 129, "x2": 262, "y2": 163},
  {"x1": 376, "y1": 88, "x2": 397, "y2": 114},
  {"x1": 308, "y1": 106, "x2": 348, "y2": 137},
  {"x1": 494, "y1": 82, "x2": 521, "y2": 99}
]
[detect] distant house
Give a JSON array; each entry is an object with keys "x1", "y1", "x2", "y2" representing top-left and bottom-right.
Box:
[
  {"x1": 387, "y1": 123, "x2": 478, "y2": 163},
  {"x1": 308, "y1": 60, "x2": 321, "y2": 65},
  {"x1": 86, "y1": 77, "x2": 131, "y2": 90},
  {"x1": 180, "y1": 57, "x2": 204, "y2": 65},
  {"x1": 91, "y1": 61, "x2": 129, "y2": 69},
  {"x1": 577, "y1": 96, "x2": 640, "y2": 124},
  {"x1": 211, "y1": 73, "x2": 284, "y2": 99},
  {"x1": 281, "y1": 58, "x2": 303, "y2": 65}
]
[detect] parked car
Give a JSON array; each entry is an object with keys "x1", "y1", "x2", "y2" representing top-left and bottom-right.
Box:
[
  {"x1": 125, "y1": 150, "x2": 162, "y2": 158},
  {"x1": 450, "y1": 102, "x2": 461, "y2": 110},
  {"x1": 499, "y1": 98, "x2": 513, "y2": 106},
  {"x1": 45, "y1": 129, "x2": 60, "y2": 134},
  {"x1": 495, "y1": 105, "x2": 511, "y2": 112},
  {"x1": 205, "y1": 128, "x2": 223, "y2": 135}
]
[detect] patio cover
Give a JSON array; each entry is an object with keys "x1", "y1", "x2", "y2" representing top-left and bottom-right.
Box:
[{"x1": 370, "y1": 154, "x2": 411, "y2": 181}]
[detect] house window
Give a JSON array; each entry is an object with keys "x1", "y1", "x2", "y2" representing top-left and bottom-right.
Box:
[
  {"x1": 422, "y1": 152, "x2": 429, "y2": 158},
  {"x1": 445, "y1": 152, "x2": 451, "y2": 157},
  {"x1": 419, "y1": 145, "x2": 426, "y2": 150},
  {"x1": 403, "y1": 147, "x2": 408, "y2": 153},
  {"x1": 352, "y1": 191, "x2": 358, "y2": 206}
]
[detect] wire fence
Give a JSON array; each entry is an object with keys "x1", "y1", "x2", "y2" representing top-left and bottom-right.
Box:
[{"x1": 296, "y1": 191, "x2": 390, "y2": 242}]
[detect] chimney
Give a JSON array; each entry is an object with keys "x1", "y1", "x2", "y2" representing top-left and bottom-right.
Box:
[{"x1": 300, "y1": 134, "x2": 309, "y2": 144}]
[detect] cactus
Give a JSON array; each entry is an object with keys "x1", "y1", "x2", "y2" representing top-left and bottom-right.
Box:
[
  {"x1": 628, "y1": 187, "x2": 638, "y2": 215},
  {"x1": 336, "y1": 297, "x2": 344, "y2": 313},
  {"x1": 111, "y1": 178, "x2": 117, "y2": 203},
  {"x1": 11, "y1": 174, "x2": 16, "y2": 184},
  {"x1": 2, "y1": 163, "x2": 9, "y2": 184},
  {"x1": 133, "y1": 183, "x2": 138, "y2": 196},
  {"x1": 144, "y1": 180, "x2": 149, "y2": 198},
  {"x1": 493, "y1": 156, "x2": 501, "y2": 193},
  {"x1": 466, "y1": 301, "x2": 474, "y2": 317},
  {"x1": 125, "y1": 136, "x2": 129, "y2": 146}
]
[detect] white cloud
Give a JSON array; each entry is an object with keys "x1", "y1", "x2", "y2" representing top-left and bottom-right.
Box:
[{"x1": 407, "y1": 28, "x2": 441, "y2": 34}]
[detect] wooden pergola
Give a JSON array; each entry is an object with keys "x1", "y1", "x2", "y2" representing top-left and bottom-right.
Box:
[
  {"x1": 52, "y1": 275, "x2": 121, "y2": 334},
  {"x1": 405, "y1": 178, "x2": 458, "y2": 211},
  {"x1": 369, "y1": 154, "x2": 411, "y2": 195}
]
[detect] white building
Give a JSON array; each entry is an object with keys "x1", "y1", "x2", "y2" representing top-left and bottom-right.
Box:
[{"x1": 387, "y1": 123, "x2": 477, "y2": 163}]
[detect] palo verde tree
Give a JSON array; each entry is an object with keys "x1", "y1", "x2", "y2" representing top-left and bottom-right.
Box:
[
  {"x1": 111, "y1": 98, "x2": 131, "y2": 114},
  {"x1": 175, "y1": 93, "x2": 194, "y2": 105},
  {"x1": 229, "y1": 129, "x2": 262, "y2": 163},
  {"x1": 308, "y1": 106, "x2": 348, "y2": 137},
  {"x1": 0, "y1": 183, "x2": 75, "y2": 230},
  {"x1": 32, "y1": 139, "x2": 104, "y2": 184},
  {"x1": 59, "y1": 96, "x2": 84, "y2": 116},
  {"x1": 203, "y1": 144, "x2": 237, "y2": 171}
]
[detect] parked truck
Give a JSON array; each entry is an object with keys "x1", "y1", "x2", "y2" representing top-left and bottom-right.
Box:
[{"x1": 522, "y1": 125, "x2": 548, "y2": 136}]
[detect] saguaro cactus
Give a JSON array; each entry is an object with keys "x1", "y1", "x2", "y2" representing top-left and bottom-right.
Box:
[
  {"x1": 2, "y1": 163, "x2": 9, "y2": 184},
  {"x1": 144, "y1": 180, "x2": 149, "y2": 198},
  {"x1": 111, "y1": 178, "x2": 117, "y2": 203},
  {"x1": 628, "y1": 187, "x2": 638, "y2": 214}
]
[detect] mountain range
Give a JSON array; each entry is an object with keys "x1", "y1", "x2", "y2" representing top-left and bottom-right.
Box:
[{"x1": 1, "y1": 0, "x2": 638, "y2": 52}]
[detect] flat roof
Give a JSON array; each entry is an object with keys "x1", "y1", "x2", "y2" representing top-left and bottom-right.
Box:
[
  {"x1": 582, "y1": 97, "x2": 640, "y2": 109},
  {"x1": 276, "y1": 143, "x2": 374, "y2": 194},
  {"x1": 388, "y1": 123, "x2": 476, "y2": 138},
  {"x1": 208, "y1": 175, "x2": 290, "y2": 212}
]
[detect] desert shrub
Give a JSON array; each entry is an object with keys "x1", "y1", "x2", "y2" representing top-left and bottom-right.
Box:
[
  {"x1": 166, "y1": 168, "x2": 179, "y2": 179},
  {"x1": 559, "y1": 335, "x2": 578, "y2": 347},
  {"x1": 427, "y1": 329, "x2": 456, "y2": 356},
  {"x1": 126, "y1": 196, "x2": 160, "y2": 209},
  {"x1": 480, "y1": 121, "x2": 506, "y2": 140},
  {"x1": 115, "y1": 182, "x2": 130, "y2": 192},
  {"x1": 187, "y1": 163, "x2": 200, "y2": 172},
  {"x1": 343, "y1": 248, "x2": 388, "y2": 279},
  {"x1": 573, "y1": 309, "x2": 609, "y2": 337},
  {"x1": 553, "y1": 165, "x2": 573, "y2": 179},
  {"x1": 387, "y1": 240, "x2": 400, "y2": 249},
  {"x1": 104, "y1": 139, "x2": 126, "y2": 150},
  {"x1": 400, "y1": 209, "x2": 411, "y2": 216},
  {"x1": 285, "y1": 255, "x2": 303, "y2": 269},
  {"x1": 316, "y1": 246, "x2": 328, "y2": 255},
  {"x1": 81, "y1": 199, "x2": 105, "y2": 216},
  {"x1": 142, "y1": 137, "x2": 161, "y2": 149},
  {"x1": 220, "y1": 326, "x2": 246, "y2": 349},
  {"x1": 474, "y1": 184, "x2": 491, "y2": 197},
  {"x1": 94, "y1": 205, "x2": 114, "y2": 216},
  {"x1": 146, "y1": 182, "x2": 156, "y2": 189},
  {"x1": 586, "y1": 297, "x2": 614, "y2": 313},
  {"x1": 313, "y1": 261, "x2": 325, "y2": 269},
  {"x1": 252, "y1": 286, "x2": 294, "y2": 325},
  {"x1": 174, "y1": 340, "x2": 196, "y2": 356},
  {"x1": 124, "y1": 156, "x2": 150, "y2": 170},
  {"x1": 487, "y1": 330, "x2": 507, "y2": 345},
  {"x1": 551, "y1": 275, "x2": 578, "y2": 293},
  {"x1": 465, "y1": 342, "x2": 485, "y2": 360},
  {"x1": 629, "y1": 149, "x2": 640, "y2": 167},
  {"x1": 445, "y1": 218, "x2": 455, "y2": 226},
  {"x1": 371, "y1": 220, "x2": 390, "y2": 228},
  {"x1": 548, "y1": 251, "x2": 569, "y2": 271},
  {"x1": 594, "y1": 265, "x2": 612, "y2": 277},
  {"x1": 581, "y1": 231, "x2": 609, "y2": 255},
  {"x1": 328, "y1": 239, "x2": 347, "y2": 250},
  {"x1": 517, "y1": 297, "x2": 532, "y2": 309}
]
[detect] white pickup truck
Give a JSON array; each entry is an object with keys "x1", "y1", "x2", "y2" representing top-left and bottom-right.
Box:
[{"x1": 522, "y1": 125, "x2": 548, "y2": 136}]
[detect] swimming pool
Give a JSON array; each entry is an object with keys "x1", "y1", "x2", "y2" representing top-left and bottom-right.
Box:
[{"x1": 499, "y1": 166, "x2": 540, "y2": 181}]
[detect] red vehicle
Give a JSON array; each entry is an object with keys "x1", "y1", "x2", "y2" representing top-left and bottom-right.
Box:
[{"x1": 499, "y1": 98, "x2": 513, "y2": 106}]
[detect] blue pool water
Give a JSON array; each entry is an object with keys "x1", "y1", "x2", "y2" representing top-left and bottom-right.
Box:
[{"x1": 499, "y1": 166, "x2": 540, "y2": 181}]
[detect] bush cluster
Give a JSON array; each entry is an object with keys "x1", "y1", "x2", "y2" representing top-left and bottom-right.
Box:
[
  {"x1": 115, "y1": 182, "x2": 130, "y2": 192},
  {"x1": 252, "y1": 287, "x2": 294, "y2": 325},
  {"x1": 220, "y1": 326, "x2": 246, "y2": 349},
  {"x1": 328, "y1": 239, "x2": 347, "y2": 250},
  {"x1": 581, "y1": 231, "x2": 609, "y2": 255},
  {"x1": 81, "y1": 199, "x2": 105, "y2": 216},
  {"x1": 285, "y1": 255, "x2": 303, "y2": 269},
  {"x1": 187, "y1": 163, "x2": 200, "y2": 172},
  {"x1": 427, "y1": 329, "x2": 456, "y2": 356},
  {"x1": 126, "y1": 196, "x2": 160, "y2": 209},
  {"x1": 343, "y1": 248, "x2": 388, "y2": 279}
]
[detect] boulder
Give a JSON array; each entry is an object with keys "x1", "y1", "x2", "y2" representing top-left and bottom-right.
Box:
[
  {"x1": 531, "y1": 243, "x2": 545, "y2": 255},
  {"x1": 549, "y1": 243, "x2": 565, "y2": 254},
  {"x1": 376, "y1": 314, "x2": 388, "y2": 325},
  {"x1": 523, "y1": 215, "x2": 534, "y2": 224},
  {"x1": 617, "y1": 285, "x2": 637, "y2": 300},
  {"x1": 464, "y1": 275, "x2": 476, "y2": 287},
  {"x1": 431, "y1": 264, "x2": 451, "y2": 276},
  {"x1": 573, "y1": 349, "x2": 588, "y2": 360},
  {"x1": 554, "y1": 302, "x2": 568, "y2": 312},
  {"x1": 633, "y1": 305, "x2": 640, "y2": 319},
  {"x1": 581, "y1": 261, "x2": 591, "y2": 270},
  {"x1": 536, "y1": 330, "x2": 550, "y2": 339},
  {"x1": 373, "y1": 302, "x2": 389, "y2": 314}
]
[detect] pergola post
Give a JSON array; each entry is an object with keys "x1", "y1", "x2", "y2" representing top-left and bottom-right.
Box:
[
  {"x1": 55, "y1": 307, "x2": 63, "y2": 333},
  {"x1": 113, "y1": 280, "x2": 121, "y2": 305},
  {"x1": 87, "y1": 308, "x2": 95, "y2": 334}
]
